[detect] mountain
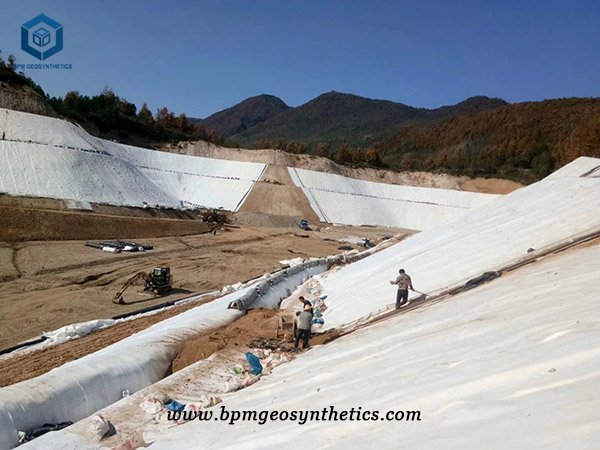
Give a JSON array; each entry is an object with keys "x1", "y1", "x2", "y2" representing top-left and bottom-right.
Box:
[
  {"x1": 193, "y1": 94, "x2": 290, "y2": 138},
  {"x1": 374, "y1": 97, "x2": 600, "y2": 182},
  {"x1": 199, "y1": 91, "x2": 600, "y2": 183},
  {"x1": 227, "y1": 91, "x2": 506, "y2": 148}
]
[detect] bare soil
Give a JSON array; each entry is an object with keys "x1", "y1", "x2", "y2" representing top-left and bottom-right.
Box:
[
  {"x1": 237, "y1": 165, "x2": 321, "y2": 223},
  {"x1": 0, "y1": 177, "x2": 409, "y2": 385},
  {"x1": 172, "y1": 308, "x2": 340, "y2": 373},
  {"x1": 0, "y1": 226, "x2": 347, "y2": 349},
  {"x1": 0, "y1": 195, "x2": 210, "y2": 242},
  {"x1": 0, "y1": 201, "x2": 406, "y2": 384},
  {"x1": 172, "y1": 308, "x2": 282, "y2": 371}
]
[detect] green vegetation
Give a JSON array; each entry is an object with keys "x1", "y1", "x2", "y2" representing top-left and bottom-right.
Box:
[
  {"x1": 47, "y1": 90, "x2": 224, "y2": 146},
  {"x1": 197, "y1": 94, "x2": 290, "y2": 137}
]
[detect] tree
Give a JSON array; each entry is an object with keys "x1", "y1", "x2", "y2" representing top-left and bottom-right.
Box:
[
  {"x1": 363, "y1": 148, "x2": 382, "y2": 167},
  {"x1": 423, "y1": 157, "x2": 434, "y2": 171},
  {"x1": 63, "y1": 91, "x2": 83, "y2": 112},
  {"x1": 176, "y1": 113, "x2": 192, "y2": 132},
  {"x1": 337, "y1": 144, "x2": 353, "y2": 163},
  {"x1": 117, "y1": 99, "x2": 137, "y2": 117},
  {"x1": 155, "y1": 107, "x2": 176, "y2": 129},
  {"x1": 400, "y1": 153, "x2": 415, "y2": 171},
  {"x1": 137, "y1": 103, "x2": 154, "y2": 125},
  {"x1": 286, "y1": 141, "x2": 307, "y2": 154},
  {"x1": 531, "y1": 149, "x2": 555, "y2": 178},
  {"x1": 7, "y1": 54, "x2": 16, "y2": 69},
  {"x1": 449, "y1": 148, "x2": 466, "y2": 171},
  {"x1": 434, "y1": 151, "x2": 448, "y2": 169},
  {"x1": 315, "y1": 142, "x2": 330, "y2": 158},
  {"x1": 191, "y1": 123, "x2": 208, "y2": 141}
]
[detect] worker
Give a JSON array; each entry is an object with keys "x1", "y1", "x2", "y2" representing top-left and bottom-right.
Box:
[
  {"x1": 389, "y1": 268, "x2": 415, "y2": 309},
  {"x1": 298, "y1": 295, "x2": 313, "y2": 312},
  {"x1": 295, "y1": 304, "x2": 313, "y2": 351}
]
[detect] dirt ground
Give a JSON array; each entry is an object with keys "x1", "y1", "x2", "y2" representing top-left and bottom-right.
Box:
[
  {"x1": 0, "y1": 195, "x2": 210, "y2": 242},
  {"x1": 0, "y1": 223, "x2": 406, "y2": 350},
  {"x1": 172, "y1": 308, "x2": 282, "y2": 371},
  {"x1": 0, "y1": 223, "x2": 405, "y2": 386},
  {"x1": 237, "y1": 165, "x2": 322, "y2": 223},
  {"x1": 173, "y1": 308, "x2": 340, "y2": 373}
]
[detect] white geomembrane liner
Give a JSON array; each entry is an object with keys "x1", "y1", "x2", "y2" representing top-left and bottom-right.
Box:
[
  {"x1": 0, "y1": 141, "x2": 178, "y2": 207},
  {"x1": 0, "y1": 108, "x2": 93, "y2": 150},
  {"x1": 91, "y1": 137, "x2": 266, "y2": 210},
  {"x1": 28, "y1": 241, "x2": 600, "y2": 449},
  {"x1": 13, "y1": 157, "x2": 600, "y2": 450},
  {"x1": 288, "y1": 167, "x2": 498, "y2": 230},
  {"x1": 1, "y1": 106, "x2": 599, "y2": 448},
  {"x1": 318, "y1": 161, "x2": 600, "y2": 329},
  {"x1": 139, "y1": 245, "x2": 600, "y2": 450},
  {"x1": 0, "y1": 108, "x2": 266, "y2": 210}
]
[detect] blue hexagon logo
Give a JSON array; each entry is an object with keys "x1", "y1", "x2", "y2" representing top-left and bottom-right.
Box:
[{"x1": 21, "y1": 14, "x2": 63, "y2": 61}]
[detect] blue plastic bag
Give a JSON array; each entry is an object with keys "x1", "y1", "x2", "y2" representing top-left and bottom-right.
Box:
[
  {"x1": 165, "y1": 400, "x2": 185, "y2": 412},
  {"x1": 245, "y1": 352, "x2": 263, "y2": 375}
]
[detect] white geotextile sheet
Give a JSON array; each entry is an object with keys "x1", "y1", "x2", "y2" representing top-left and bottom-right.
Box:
[
  {"x1": 0, "y1": 108, "x2": 266, "y2": 211},
  {"x1": 139, "y1": 245, "x2": 600, "y2": 450},
  {"x1": 0, "y1": 141, "x2": 177, "y2": 207},
  {"x1": 91, "y1": 138, "x2": 266, "y2": 211},
  {"x1": 319, "y1": 164, "x2": 600, "y2": 329},
  {"x1": 288, "y1": 167, "x2": 498, "y2": 229},
  {"x1": 0, "y1": 258, "x2": 333, "y2": 449}
]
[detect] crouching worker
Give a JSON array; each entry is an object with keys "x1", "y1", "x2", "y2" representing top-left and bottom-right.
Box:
[
  {"x1": 295, "y1": 304, "x2": 313, "y2": 352},
  {"x1": 298, "y1": 295, "x2": 313, "y2": 312}
]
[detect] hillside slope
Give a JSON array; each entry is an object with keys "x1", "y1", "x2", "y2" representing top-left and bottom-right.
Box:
[
  {"x1": 0, "y1": 66, "x2": 55, "y2": 117},
  {"x1": 175, "y1": 142, "x2": 523, "y2": 194},
  {"x1": 0, "y1": 108, "x2": 266, "y2": 211},
  {"x1": 151, "y1": 244, "x2": 600, "y2": 450},
  {"x1": 375, "y1": 98, "x2": 600, "y2": 182}
]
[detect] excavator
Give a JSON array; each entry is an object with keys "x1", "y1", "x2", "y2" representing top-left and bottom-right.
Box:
[{"x1": 113, "y1": 266, "x2": 173, "y2": 305}]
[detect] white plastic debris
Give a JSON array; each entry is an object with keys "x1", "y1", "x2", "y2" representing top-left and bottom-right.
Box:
[
  {"x1": 89, "y1": 414, "x2": 109, "y2": 441},
  {"x1": 139, "y1": 397, "x2": 164, "y2": 415},
  {"x1": 222, "y1": 377, "x2": 243, "y2": 393},
  {"x1": 43, "y1": 319, "x2": 116, "y2": 344}
]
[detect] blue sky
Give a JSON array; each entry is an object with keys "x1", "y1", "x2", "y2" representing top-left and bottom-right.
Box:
[{"x1": 1, "y1": 0, "x2": 599, "y2": 118}]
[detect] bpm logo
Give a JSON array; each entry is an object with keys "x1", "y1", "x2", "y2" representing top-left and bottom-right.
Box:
[{"x1": 21, "y1": 14, "x2": 63, "y2": 61}]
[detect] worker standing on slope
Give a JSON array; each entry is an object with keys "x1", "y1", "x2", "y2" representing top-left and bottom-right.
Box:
[
  {"x1": 295, "y1": 304, "x2": 313, "y2": 351},
  {"x1": 390, "y1": 269, "x2": 415, "y2": 309}
]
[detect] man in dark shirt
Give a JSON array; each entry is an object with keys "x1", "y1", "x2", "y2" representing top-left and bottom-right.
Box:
[
  {"x1": 390, "y1": 269, "x2": 414, "y2": 309},
  {"x1": 298, "y1": 295, "x2": 313, "y2": 312}
]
